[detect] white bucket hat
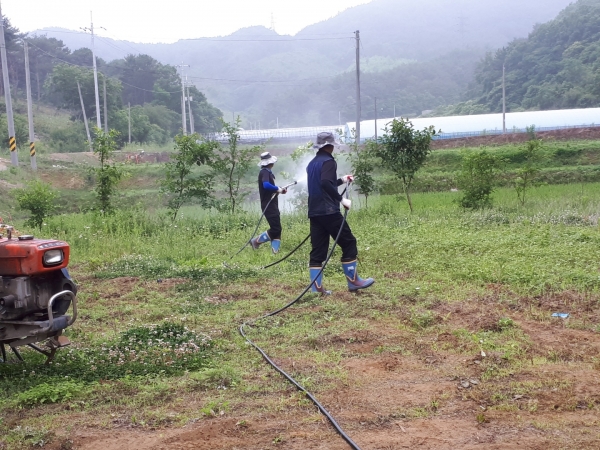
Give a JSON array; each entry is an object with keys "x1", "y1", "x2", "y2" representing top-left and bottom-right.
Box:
[{"x1": 258, "y1": 152, "x2": 278, "y2": 167}]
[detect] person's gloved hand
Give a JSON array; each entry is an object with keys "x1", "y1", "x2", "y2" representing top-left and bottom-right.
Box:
[
  {"x1": 341, "y1": 175, "x2": 354, "y2": 184},
  {"x1": 277, "y1": 187, "x2": 287, "y2": 194},
  {"x1": 341, "y1": 198, "x2": 352, "y2": 210}
]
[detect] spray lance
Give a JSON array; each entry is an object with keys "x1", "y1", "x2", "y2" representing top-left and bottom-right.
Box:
[
  {"x1": 262, "y1": 178, "x2": 354, "y2": 270},
  {"x1": 229, "y1": 181, "x2": 298, "y2": 260}
]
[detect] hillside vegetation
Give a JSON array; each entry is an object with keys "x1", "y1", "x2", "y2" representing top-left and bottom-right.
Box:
[
  {"x1": 447, "y1": 0, "x2": 600, "y2": 115},
  {"x1": 31, "y1": 0, "x2": 575, "y2": 128}
]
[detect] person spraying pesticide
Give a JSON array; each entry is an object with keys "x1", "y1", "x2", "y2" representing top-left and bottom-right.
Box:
[
  {"x1": 307, "y1": 132, "x2": 375, "y2": 294},
  {"x1": 251, "y1": 152, "x2": 288, "y2": 254}
]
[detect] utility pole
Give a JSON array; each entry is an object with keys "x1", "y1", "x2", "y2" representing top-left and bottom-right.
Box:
[
  {"x1": 128, "y1": 102, "x2": 131, "y2": 144},
  {"x1": 338, "y1": 111, "x2": 341, "y2": 126},
  {"x1": 374, "y1": 97, "x2": 378, "y2": 143},
  {"x1": 24, "y1": 41, "x2": 37, "y2": 170},
  {"x1": 77, "y1": 81, "x2": 93, "y2": 151},
  {"x1": 103, "y1": 75, "x2": 108, "y2": 132},
  {"x1": 355, "y1": 30, "x2": 361, "y2": 145},
  {"x1": 394, "y1": 105, "x2": 396, "y2": 119},
  {"x1": 82, "y1": 12, "x2": 102, "y2": 129},
  {"x1": 0, "y1": 3, "x2": 18, "y2": 166},
  {"x1": 186, "y1": 83, "x2": 194, "y2": 134},
  {"x1": 176, "y1": 63, "x2": 189, "y2": 135},
  {"x1": 502, "y1": 64, "x2": 506, "y2": 134}
]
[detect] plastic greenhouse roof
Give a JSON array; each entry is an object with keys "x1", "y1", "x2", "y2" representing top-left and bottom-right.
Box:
[{"x1": 345, "y1": 108, "x2": 600, "y2": 141}]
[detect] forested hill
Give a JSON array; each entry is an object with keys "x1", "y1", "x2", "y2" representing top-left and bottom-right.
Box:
[
  {"x1": 459, "y1": 0, "x2": 600, "y2": 114},
  {"x1": 30, "y1": 0, "x2": 574, "y2": 127}
]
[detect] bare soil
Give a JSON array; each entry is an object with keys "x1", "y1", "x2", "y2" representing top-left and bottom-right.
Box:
[{"x1": 58, "y1": 282, "x2": 600, "y2": 450}]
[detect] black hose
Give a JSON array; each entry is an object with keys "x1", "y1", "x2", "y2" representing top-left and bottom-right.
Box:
[
  {"x1": 239, "y1": 183, "x2": 361, "y2": 450},
  {"x1": 230, "y1": 181, "x2": 298, "y2": 261},
  {"x1": 261, "y1": 187, "x2": 347, "y2": 271},
  {"x1": 230, "y1": 193, "x2": 277, "y2": 260},
  {"x1": 261, "y1": 233, "x2": 310, "y2": 270}
]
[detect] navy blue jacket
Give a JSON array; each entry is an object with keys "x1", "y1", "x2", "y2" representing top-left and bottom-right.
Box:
[
  {"x1": 258, "y1": 168, "x2": 278, "y2": 213},
  {"x1": 307, "y1": 150, "x2": 343, "y2": 218}
]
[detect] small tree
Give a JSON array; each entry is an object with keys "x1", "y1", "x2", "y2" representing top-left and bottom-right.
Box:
[
  {"x1": 348, "y1": 131, "x2": 377, "y2": 207},
  {"x1": 92, "y1": 128, "x2": 124, "y2": 214},
  {"x1": 377, "y1": 118, "x2": 437, "y2": 212},
  {"x1": 457, "y1": 150, "x2": 500, "y2": 209},
  {"x1": 515, "y1": 139, "x2": 543, "y2": 206},
  {"x1": 14, "y1": 180, "x2": 57, "y2": 230},
  {"x1": 161, "y1": 134, "x2": 218, "y2": 221},
  {"x1": 211, "y1": 118, "x2": 261, "y2": 214}
]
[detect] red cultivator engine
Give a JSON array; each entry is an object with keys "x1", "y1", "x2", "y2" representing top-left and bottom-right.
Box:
[{"x1": 0, "y1": 225, "x2": 78, "y2": 364}]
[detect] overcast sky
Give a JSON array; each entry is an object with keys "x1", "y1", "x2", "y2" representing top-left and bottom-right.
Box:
[{"x1": 3, "y1": 0, "x2": 371, "y2": 43}]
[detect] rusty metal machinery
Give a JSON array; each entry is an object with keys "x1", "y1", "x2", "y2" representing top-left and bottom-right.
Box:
[{"x1": 0, "y1": 225, "x2": 78, "y2": 363}]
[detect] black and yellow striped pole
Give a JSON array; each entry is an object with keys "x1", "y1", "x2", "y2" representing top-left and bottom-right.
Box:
[
  {"x1": 24, "y1": 41, "x2": 37, "y2": 170},
  {"x1": 0, "y1": 3, "x2": 18, "y2": 167}
]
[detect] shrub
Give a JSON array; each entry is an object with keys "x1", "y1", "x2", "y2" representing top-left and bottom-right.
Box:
[
  {"x1": 49, "y1": 125, "x2": 88, "y2": 153},
  {"x1": 457, "y1": 150, "x2": 501, "y2": 209},
  {"x1": 14, "y1": 180, "x2": 58, "y2": 230}
]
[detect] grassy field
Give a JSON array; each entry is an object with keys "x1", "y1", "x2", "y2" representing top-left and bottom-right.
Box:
[{"x1": 1, "y1": 175, "x2": 599, "y2": 449}]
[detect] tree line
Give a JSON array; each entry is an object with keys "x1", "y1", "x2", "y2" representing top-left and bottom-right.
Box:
[
  {"x1": 440, "y1": 0, "x2": 600, "y2": 115},
  {"x1": 0, "y1": 16, "x2": 222, "y2": 151}
]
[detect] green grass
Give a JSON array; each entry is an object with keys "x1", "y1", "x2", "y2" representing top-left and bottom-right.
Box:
[{"x1": 1, "y1": 145, "x2": 600, "y2": 448}]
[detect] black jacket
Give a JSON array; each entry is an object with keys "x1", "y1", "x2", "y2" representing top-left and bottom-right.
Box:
[{"x1": 306, "y1": 150, "x2": 342, "y2": 218}]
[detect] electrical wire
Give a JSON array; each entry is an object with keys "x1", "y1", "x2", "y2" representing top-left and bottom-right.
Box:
[
  {"x1": 24, "y1": 40, "x2": 182, "y2": 95},
  {"x1": 187, "y1": 74, "x2": 339, "y2": 84},
  {"x1": 239, "y1": 182, "x2": 361, "y2": 450},
  {"x1": 182, "y1": 37, "x2": 353, "y2": 42}
]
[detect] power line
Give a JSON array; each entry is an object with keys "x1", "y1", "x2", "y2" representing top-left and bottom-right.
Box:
[
  {"x1": 25, "y1": 39, "x2": 181, "y2": 94},
  {"x1": 182, "y1": 36, "x2": 353, "y2": 42},
  {"x1": 187, "y1": 74, "x2": 340, "y2": 84},
  {"x1": 32, "y1": 29, "x2": 354, "y2": 39}
]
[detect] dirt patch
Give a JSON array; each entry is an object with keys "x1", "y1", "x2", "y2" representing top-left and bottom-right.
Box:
[
  {"x1": 20, "y1": 283, "x2": 600, "y2": 450},
  {"x1": 40, "y1": 171, "x2": 86, "y2": 189}
]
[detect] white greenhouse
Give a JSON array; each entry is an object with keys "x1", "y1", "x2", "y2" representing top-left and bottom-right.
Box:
[{"x1": 345, "y1": 108, "x2": 600, "y2": 141}]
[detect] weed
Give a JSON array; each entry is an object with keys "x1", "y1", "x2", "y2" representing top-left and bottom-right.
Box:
[
  {"x1": 410, "y1": 310, "x2": 436, "y2": 329},
  {"x1": 190, "y1": 365, "x2": 240, "y2": 390},
  {"x1": 4, "y1": 426, "x2": 53, "y2": 448},
  {"x1": 16, "y1": 381, "x2": 90, "y2": 407},
  {"x1": 498, "y1": 317, "x2": 515, "y2": 331},
  {"x1": 0, "y1": 322, "x2": 213, "y2": 397},
  {"x1": 200, "y1": 400, "x2": 229, "y2": 417}
]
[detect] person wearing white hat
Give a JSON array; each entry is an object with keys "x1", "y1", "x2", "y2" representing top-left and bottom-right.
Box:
[
  {"x1": 251, "y1": 152, "x2": 287, "y2": 253},
  {"x1": 306, "y1": 132, "x2": 374, "y2": 294}
]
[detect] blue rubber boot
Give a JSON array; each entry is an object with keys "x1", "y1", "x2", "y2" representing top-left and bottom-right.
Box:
[
  {"x1": 251, "y1": 231, "x2": 270, "y2": 250},
  {"x1": 309, "y1": 267, "x2": 331, "y2": 295},
  {"x1": 342, "y1": 260, "x2": 375, "y2": 292},
  {"x1": 271, "y1": 239, "x2": 281, "y2": 254}
]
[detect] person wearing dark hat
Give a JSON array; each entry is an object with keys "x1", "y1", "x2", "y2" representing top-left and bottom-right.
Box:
[
  {"x1": 306, "y1": 132, "x2": 375, "y2": 294},
  {"x1": 251, "y1": 152, "x2": 287, "y2": 253}
]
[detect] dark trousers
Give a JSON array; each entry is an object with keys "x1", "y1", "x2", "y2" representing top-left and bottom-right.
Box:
[
  {"x1": 265, "y1": 209, "x2": 282, "y2": 240},
  {"x1": 309, "y1": 213, "x2": 357, "y2": 266}
]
